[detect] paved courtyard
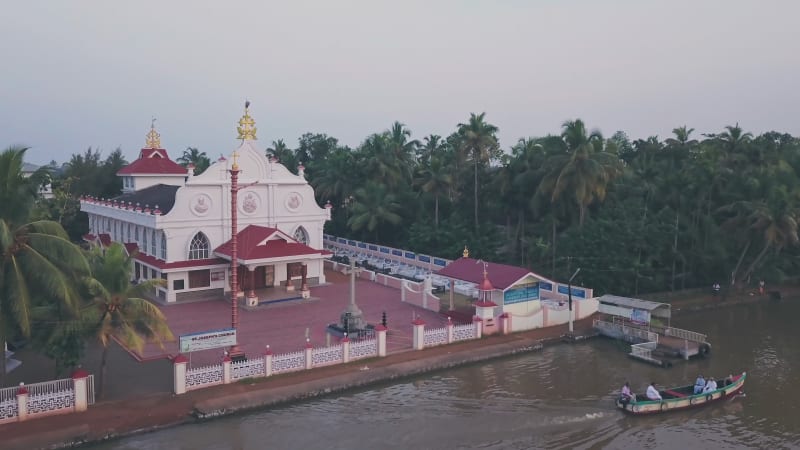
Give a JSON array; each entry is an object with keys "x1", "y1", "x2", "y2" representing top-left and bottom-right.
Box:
[{"x1": 136, "y1": 270, "x2": 451, "y2": 366}]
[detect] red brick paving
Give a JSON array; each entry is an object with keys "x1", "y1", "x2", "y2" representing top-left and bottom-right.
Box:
[{"x1": 137, "y1": 270, "x2": 449, "y2": 366}]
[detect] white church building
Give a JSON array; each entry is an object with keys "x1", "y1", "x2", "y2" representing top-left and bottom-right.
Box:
[{"x1": 80, "y1": 105, "x2": 332, "y2": 304}]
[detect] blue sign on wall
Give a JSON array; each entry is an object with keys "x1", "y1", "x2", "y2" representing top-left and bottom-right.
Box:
[
  {"x1": 504, "y1": 283, "x2": 540, "y2": 304},
  {"x1": 404, "y1": 251, "x2": 415, "y2": 259},
  {"x1": 418, "y1": 255, "x2": 431, "y2": 263},
  {"x1": 557, "y1": 285, "x2": 586, "y2": 298},
  {"x1": 358, "y1": 242, "x2": 367, "y2": 248},
  {"x1": 434, "y1": 258, "x2": 447, "y2": 267},
  {"x1": 380, "y1": 247, "x2": 390, "y2": 254},
  {"x1": 369, "y1": 245, "x2": 378, "y2": 251},
  {"x1": 338, "y1": 238, "x2": 347, "y2": 244},
  {"x1": 347, "y1": 240, "x2": 357, "y2": 246},
  {"x1": 539, "y1": 281, "x2": 553, "y2": 291},
  {"x1": 391, "y1": 249, "x2": 403, "y2": 256}
]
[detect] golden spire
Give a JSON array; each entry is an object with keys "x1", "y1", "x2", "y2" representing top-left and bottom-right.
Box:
[
  {"x1": 463, "y1": 245, "x2": 469, "y2": 258},
  {"x1": 231, "y1": 150, "x2": 240, "y2": 171},
  {"x1": 145, "y1": 118, "x2": 161, "y2": 149},
  {"x1": 236, "y1": 100, "x2": 257, "y2": 141}
]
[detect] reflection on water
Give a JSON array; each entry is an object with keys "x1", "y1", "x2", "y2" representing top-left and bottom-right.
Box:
[{"x1": 91, "y1": 301, "x2": 800, "y2": 450}]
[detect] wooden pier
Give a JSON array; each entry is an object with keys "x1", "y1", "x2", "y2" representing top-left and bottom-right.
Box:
[{"x1": 594, "y1": 319, "x2": 711, "y2": 367}]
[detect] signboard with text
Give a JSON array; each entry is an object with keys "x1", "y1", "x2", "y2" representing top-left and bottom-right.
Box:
[
  {"x1": 503, "y1": 283, "x2": 540, "y2": 305},
  {"x1": 179, "y1": 328, "x2": 237, "y2": 353}
]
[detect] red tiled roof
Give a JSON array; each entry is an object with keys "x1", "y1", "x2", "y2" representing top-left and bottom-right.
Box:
[
  {"x1": 117, "y1": 148, "x2": 187, "y2": 175},
  {"x1": 214, "y1": 225, "x2": 330, "y2": 261},
  {"x1": 134, "y1": 251, "x2": 228, "y2": 271},
  {"x1": 98, "y1": 234, "x2": 111, "y2": 247},
  {"x1": 83, "y1": 233, "x2": 96, "y2": 242},
  {"x1": 123, "y1": 242, "x2": 139, "y2": 255},
  {"x1": 436, "y1": 258, "x2": 533, "y2": 290}
]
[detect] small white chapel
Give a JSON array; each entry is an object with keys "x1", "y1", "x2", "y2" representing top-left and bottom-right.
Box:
[{"x1": 80, "y1": 103, "x2": 332, "y2": 304}]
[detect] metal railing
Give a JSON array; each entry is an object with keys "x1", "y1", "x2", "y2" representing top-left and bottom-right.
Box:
[
  {"x1": 593, "y1": 319, "x2": 659, "y2": 344},
  {"x1": 630, "y1": 341, "x2": 659, "y2": 362},
  {"x1": 664, "y1": 326, "x2": 707, "y2": 343}
]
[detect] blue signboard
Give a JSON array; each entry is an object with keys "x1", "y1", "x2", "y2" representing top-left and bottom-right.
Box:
[
  {"x1": 557, "y1": 285, "x2": 586, "y2": 299},
  {"x1": 539, "y1": 281, "x2": 553, "y2": 291},
  {"x1": 391, "y1": 249, "x2": 403, "y2": 256},
  {"x1": 368, "y1": 244, "x2": 378, "y2": 251},
  {"x1": 347, "y1": 240, "x2": 357, "y2": 246},
  {"x1": 404, "y1": 251, "x2": 415, "y2": 259},
  {"x1": 434, "y1": 258, "x2": 447, "y2": 267},
  {"x1": 631, "y1": 308, "x2": 650, "y2": 325},
  {"x1": 358, "y1": 242, "x2": 367, "y2": 248},
  {"x1": 380, "y1": 247, "x2": 390, "y2": 254},
  {"x1": 337, "y1": 238, "x2": 347, "y2": 244},
  {"x1": 418, "y1": 255, "x2": 431, "y2": 263},
  {"x1": 503, "y1": 283, "x2": 540, "y2": 304}
]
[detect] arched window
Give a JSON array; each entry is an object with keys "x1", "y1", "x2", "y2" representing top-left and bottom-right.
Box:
[
  {"x1": 142, "y1": 229, "x2": 148, "y2": 255},
  {"x1": 150, "y1": 230, "x2": 156, "y2": 255},
  {"x1": 189, "y1": 232, "x2": 210, "y2": 260},
  {"x1": 134, "y1": 226, "x2": 139, "y2": 243},
  {"x1": 293, "y1": 226, "x2": 309, "y2": 245},
  {"x1": 127, "y1": 224, "x2": 131, "y2": 242},
  {"x1": 160, "y1": 233, "x2": 167, "y2": 260}
]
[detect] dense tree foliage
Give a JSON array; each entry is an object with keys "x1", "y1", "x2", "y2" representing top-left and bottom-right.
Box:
[{"x1": 29, "y1": 116, "x2": 800, "y2": 298}]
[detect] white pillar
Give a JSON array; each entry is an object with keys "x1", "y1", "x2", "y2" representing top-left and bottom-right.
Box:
[
  {"x1": 305, "y1": 340, "x2": 313, "y2": 370},
  {"x1": 401, "y1": 280, "x2": 407, "y2": 303},
  {"x1": 412, "y1": 318, "x2": 426, "y2": 350},
  {"x1": 222, "y1": 354, "x2": 232, "y2": 384},
  {"x1": 473, "y1": 316, "x2": 483, "y2": 339},
  {"x1": 173, "y1": 355, "x2": 188, "y2": 395},
  {"x1": 342, "y1": 336, "x2": 351, "y2": 363},
  {"x1": 375, "y1": 325, "x2": 387, "y2": 357},
  {"x1": 16, "y1": 383, "x2": 28, "y2": 422},
  {"x1": 71, "y1": 368, "x2": 90, "y2": 412},
  {"x1": 446, "y1": 317, "x2": 454, "y2": 344},
  {"x1": 264, "y1": 346, "x2": 273, "y2": 377}
]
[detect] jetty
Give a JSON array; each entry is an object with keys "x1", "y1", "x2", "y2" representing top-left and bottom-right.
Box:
[{"x1": 592, "y1": 295, "x2": 711, "y2": 368}]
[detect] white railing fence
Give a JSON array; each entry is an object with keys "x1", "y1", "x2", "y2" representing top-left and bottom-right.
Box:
[
  {"x1": 453, "y1": 324, "x2": 476, "y2": 342},
  {"x1": 350, "y1": 338, "x2": 377, "y2": 361},
  {"x1": 665, "y1": 327, "x2": 707, "y2": 343},
  {"x1": 423, "y1": 326, "x2": 449, "y2": 347},
  {"x1": 231, "y1": 358, "x2": 265, "y2": 381},
  {"x1": 312, "y1": 344, "x2": 344, "y2": 368},
  {"x1": 0, "y1": 374, "x2": 95, "y2": 425},
  {"x1": 186, "y1": 363, "x2": 224, "y2": 391},
  {"x1": 272, "y1": 350, "x2": 306, "y2": 375}
]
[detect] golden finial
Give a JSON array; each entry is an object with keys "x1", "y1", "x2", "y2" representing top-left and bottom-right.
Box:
[
  {"x1": 145, "y1": 118, "x2": 161, "y2": 149},
  {"x1": 231, "y1": 150, "x2": 240, "y2": 171},
  {"x1": 236, "y1": 100, "x2": 257, "y2": 141},
  {"x1": 463, "y1": 245, "x2": 469, "y2": 258}
]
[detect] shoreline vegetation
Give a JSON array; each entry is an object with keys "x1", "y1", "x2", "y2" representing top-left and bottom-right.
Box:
[{"x1": 1, "y1": 286, "x2": 790, "y2": 450}]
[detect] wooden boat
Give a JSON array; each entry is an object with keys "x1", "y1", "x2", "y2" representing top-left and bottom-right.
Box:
[{"x1": 616, "y1": 372, "x2": 746, "y2": 415}]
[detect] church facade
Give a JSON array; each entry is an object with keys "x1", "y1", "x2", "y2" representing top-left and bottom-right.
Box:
[{"x1": 80, "y1": 105, "x2": 331, "y2": 304}]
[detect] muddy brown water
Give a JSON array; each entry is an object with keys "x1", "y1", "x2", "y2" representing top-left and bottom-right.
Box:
[{"x1": 90, "y1": 299, "x2": 800, "y2": 449}]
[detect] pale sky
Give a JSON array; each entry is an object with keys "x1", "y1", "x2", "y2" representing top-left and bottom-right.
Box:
[{"x1": 2, "y1": 1, "x2": 799, "y2": 165}]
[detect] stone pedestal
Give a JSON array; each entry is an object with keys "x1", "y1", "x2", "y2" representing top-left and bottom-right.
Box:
[
  {"x1": 173, "y1": 354, "x2": 188, "y2": 395},
  {"x1": 412, "y1": 318, "x2": 426, "y2": 350},
  {"x1": 475, "y1": 301, "x2": 498, "y2": 335},
  {"x1": 301, "y1": 289, "x2": 311, "y2": 299}
]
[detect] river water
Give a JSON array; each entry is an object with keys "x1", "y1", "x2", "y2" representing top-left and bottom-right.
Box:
[{"x1": 91, "y1": 300, "x2": 800, "y2": 450}]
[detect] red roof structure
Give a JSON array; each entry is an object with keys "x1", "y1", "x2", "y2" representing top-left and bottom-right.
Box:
[
  {"x1": 436, "y1": 257, "x2": 536, "y2": 290},
  {"x1": 117, "y1": 148, "x2": 187, "y2": 175},
  {"x1": 214, "y1": 225, "x2": 332, "y2": 262},
  {"x1": 123, "y1": 242, "x2": 228, "y2": 271}
]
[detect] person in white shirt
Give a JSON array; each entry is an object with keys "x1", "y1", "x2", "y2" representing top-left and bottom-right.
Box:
[
  {"x1": 646, "y1": 382, "x2": 662, "y2": 401},
  {"x1": 703, "y1": 379, "x2": 718, "y2": 393}
]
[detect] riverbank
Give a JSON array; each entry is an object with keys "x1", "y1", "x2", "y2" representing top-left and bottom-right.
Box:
[
  {"x1": 0, "y1": 318, "x2": 596, "y2": 450},
  {"x1": 3, "y1": 286, "x2": 791, "y2": 450}
]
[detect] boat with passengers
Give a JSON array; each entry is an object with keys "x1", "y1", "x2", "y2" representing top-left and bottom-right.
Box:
[{"x1": 616, "y1": 372, "x2": 746, "y2": 415}]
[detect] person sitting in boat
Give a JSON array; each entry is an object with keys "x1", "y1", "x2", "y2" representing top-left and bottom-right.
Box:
[
  {"x1": 646, "y1": 382, "x2": 662, "y2": 401},
  {"x1": 620, "y1": 381, "x2": 635, "y2": 404},
  {"x1": 703, "y1": 378, "x2": 718, "y2": 393},
  {"x1": 694, "y1": 375, "x2": 706, "y2": 394}
]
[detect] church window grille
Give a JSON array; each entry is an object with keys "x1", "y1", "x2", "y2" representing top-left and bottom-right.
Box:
[
  {"x1": 150, "y1": 230, "x2": 156, "y2": 255},
  {"x1": 189, "y1": 233, "x2": 210, "y2": 260},
  {"x1": 293, "y1": 226, "x2": 309, "y2": 245},
  {"x1": 160, "y1": 233, "x2": 167, "y2": 260}
]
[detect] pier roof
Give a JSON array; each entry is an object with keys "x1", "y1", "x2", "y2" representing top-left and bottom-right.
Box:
[{"x1": 597, "y1": 294, "x2": 671, "y2": 319}]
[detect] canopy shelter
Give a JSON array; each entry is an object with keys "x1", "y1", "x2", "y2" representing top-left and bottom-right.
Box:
[{"x1": 596, "y1": 294, "x2": 671, "y2": 326}]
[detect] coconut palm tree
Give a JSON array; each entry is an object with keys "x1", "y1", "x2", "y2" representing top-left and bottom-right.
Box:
[
  {"x1": 267, "y1": 139, "x2": 297, "y2": 171},
  {"x1": 177, "y1": 147, "x2": 210, "y2": 175},
  {"x1": 82, "y1": 243, "x2": 173, "y2": 398},
  {"x1": 347, "y1": 181, "x2": 403, "y2": 241},
  {"x1": 414, "y1": 156, "x2": 453, "y2": 229},
  {"x1": 0, "y1": 146, "x2": 90, "y2": 383},
  {"x1": 456, "y1": 113, "x2": 499, "y2": 231},
  {"x1": 545, "y1": 119, "x2": 622, "y2": 228}
]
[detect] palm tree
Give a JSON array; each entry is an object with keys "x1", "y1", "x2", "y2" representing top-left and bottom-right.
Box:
[
  {"x1": 82, "y1": 243, "x2": 173, "y2": 398},
  {"x1": 177, "y1": 147, "x2": 210, "y2": 175},
  {"x1": 267, "y1": 139, "x2": 297, "y2": 171},
  {"x1": 456, "y1": 113, "x2": 499, "y2": 231},
  {"x1": 414, "y1": 157, "x2": 453, "y2": 229},
  {"x1": 347, "y1": 181, "x2": 403, "y2": 241},
  {"x1": 0, "y1": 146, "x2": 90, "y2": 383},
  {"x1": 545, "y1": 119, "x2": 622, "y2": 228}
]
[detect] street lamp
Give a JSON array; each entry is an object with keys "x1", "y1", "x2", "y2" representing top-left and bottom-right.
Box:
[{"x1": 568, "y1": 268, "x2": 581, "y2": 333}]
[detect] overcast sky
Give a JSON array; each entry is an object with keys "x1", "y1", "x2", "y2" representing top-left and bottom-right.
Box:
[{"x1": 2, "y1": 1, "x2": 799, "y2": 166}]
